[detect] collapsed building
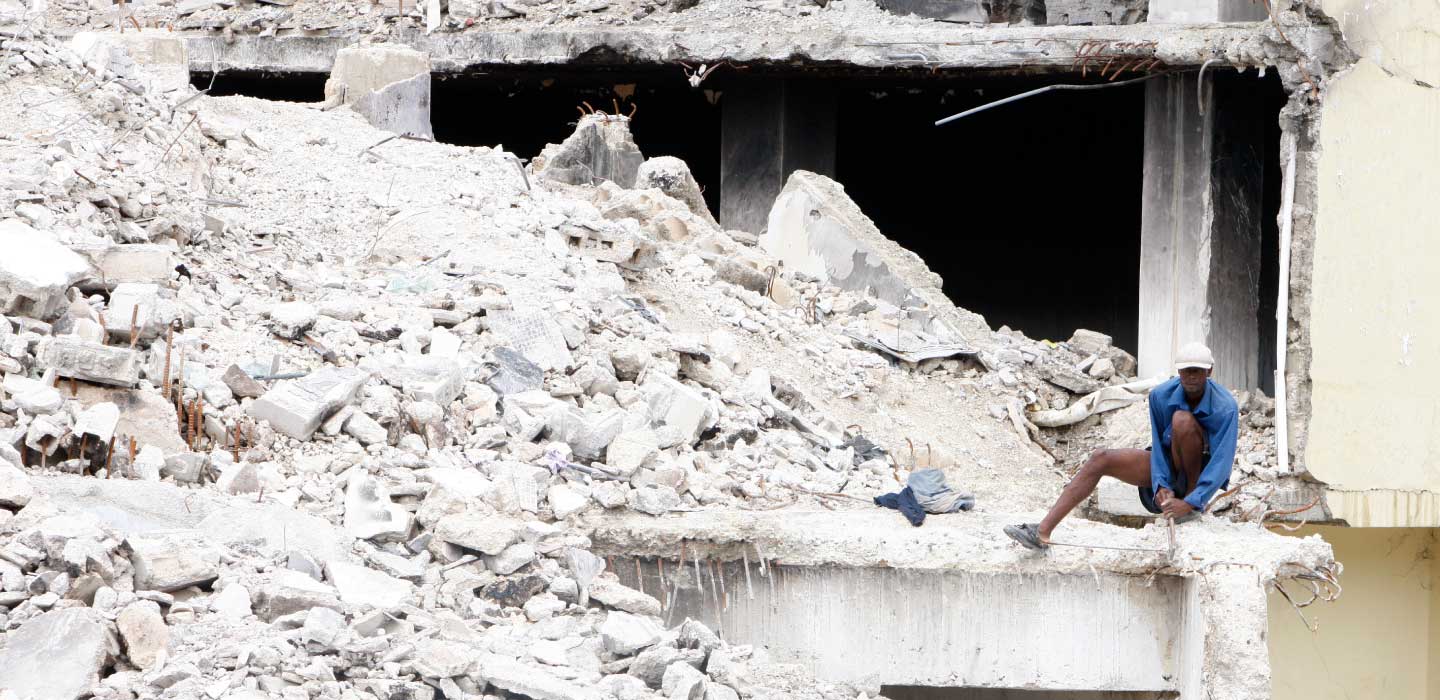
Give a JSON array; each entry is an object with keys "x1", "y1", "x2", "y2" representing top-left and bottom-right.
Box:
[{"x1": 0, "y1": 0, "x2": 1436, "y2": 698}]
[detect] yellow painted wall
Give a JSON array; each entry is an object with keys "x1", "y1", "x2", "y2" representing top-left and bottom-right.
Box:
[
  {"x1": 1305, "y1": 2, "x2": 1440, "y2": 525},
  {"x1": 1268, "y1": 526, "x2": 1439, "y2": 699}
]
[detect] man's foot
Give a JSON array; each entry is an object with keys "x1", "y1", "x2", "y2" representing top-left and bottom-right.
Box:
[{"x1": 1003, "y1": 523, "x2": 1049, "y2": 551}]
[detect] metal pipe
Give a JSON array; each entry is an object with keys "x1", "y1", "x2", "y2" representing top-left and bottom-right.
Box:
[{"x1": 935, "y1": 70, "x2": 1185, "y2": 126}]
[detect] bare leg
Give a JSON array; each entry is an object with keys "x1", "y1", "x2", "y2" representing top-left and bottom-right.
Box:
[
  {"x1": 1036, "y1": 448, "x2": 1151, "y2": 542},
  {"x1": 1168, "y1": 410, "x2": 1206, "y2": 502}
]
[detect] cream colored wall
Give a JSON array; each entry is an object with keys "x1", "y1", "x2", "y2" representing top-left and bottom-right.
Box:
[
  {"x1": 1268, "y1": 526, "x2": 1438, "y2": 699},
  {"x1": 1305, "y1": 2, "x2": 1440, "y2": 526}
]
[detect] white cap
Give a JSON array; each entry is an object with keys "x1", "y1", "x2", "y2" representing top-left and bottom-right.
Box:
[{"x1": 1174, "y1": 342, "x2": 1214, "y2": 371}]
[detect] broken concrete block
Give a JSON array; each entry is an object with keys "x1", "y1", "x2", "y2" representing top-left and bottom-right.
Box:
[
  {"x1": 433, "y1": 513, "x2": 522, "y2": 555},
  {"x1": 105, "y1": 282, "x2": 176, "y2": 342},
  {"x1": 628, "y1": 484, "x2": 681, "y2": 516},
  {"x1": 548, "y1": 406, "x2": 626, "y2": 461},
  {"x1": 73, "y1": 401, "x2": 120, "y2": 442},
  {"x1": 128, "y1": 531, "x2": 220, "y2": 592},
  {"x1": 1068, "y1": 328, "x2": 1113, "y2": 357},
  {"x1": 547, "y1": 483, "x2": 589, "y2": 520},
  {"x1": 485, "y1": 542, "x2": 536, "y2": 575},
  {"x1": 222, "y1": 364, "x2": 266, "y2": 399},
  {"x1": 0, "y1": 607, "x2": 113, "y2": 700},
  {"x1": 210, "y1": 583, "x2": 252, "y2": 618},
  {"x1": 248, "y1": 367, "x2": 369, "y2": 440},
  {"x1": 600, "y1": 611, "x2": 662, "y2": 655},
  {"x1": 590, "y1": 577, "x2": 662, "y2": 616},
  {"x1": 551, "y1": 222, "x2": 641, "y2": 265},
  {"x1": 486, "y1": 311, "x2": 575, "y2": 372},
  {"x1": 761, "y1": 171, "x2": 946, "y2": 311},
  {"x1": 352, "y1": 72, "x2": 433, "y2": 140},
  {"x1": 343, "y1": 411, "x2": 388, "y2": 446},
  {"x1": 254, "y1": 570, "x2": 344, "y2": 622},
  {"x1": 400, "y1": 358, "x2": 465, "y2": 405},
  {"x1": 134, "y1": 445, "x2": 164, "y2": 481},
  {"x1": 485, "y1": 346, "x2": 543, "y2": 396},
  {"x1": 116, "y1": 600, "x2": 168, "y2": 670},
  {"x1": 300, "y1": 605, "x2": 345, "y2": 648},
  {"x1": 325, "y1": 560, "x2": 415, "y2": 609},
  {"x1": 606, "y1": 429, "x2": 659, "y2": 475},
  {"x1": 0, "y1": 220, "x2": 92, "y2": 321},
  {"x1": 476, "y1": 653, "x2": 606, "y2": 700},
  {"x1": 0, "y1": 463, "x2": 34, "y2": 509},
  {"x1": 216, "y1": 461, "x2": 260, "y2": 495},
  {"x1": 344, "y1": 471, "x2": 412, "y2": 541},
  {"x1": 641, "y1": 375, "x2": 717, "y2": 444},
  {"x1": 70, "y1": 243, "x2": 175, "y2": 290},
  {"x1": 324, "y1": 43, "x2": 430, "y2": 106},
  {"x1": 636, "y1": 156, "x2": 716, "y2": 226},
  {"x1": 68, "y1": 31, "x2": 191, "y2": 93},
  {"x1": 38, "y1": 336, "x2": 140, "y2": 387},
  {"x1": 662, "y1": 661, "x2": 706, "y2": 700},
  {"x1": 533, "y1": 113, "x2": 644, "y2": 188},
  {"x1": 5, "y1": 374, "x2": 62, "y2": 414},
  {"x1": 269, "y1": 301, "x2": 317, "y2": 340},
  {"x1": 162, "y1": 452, "x2": 210, "y2": 483}
]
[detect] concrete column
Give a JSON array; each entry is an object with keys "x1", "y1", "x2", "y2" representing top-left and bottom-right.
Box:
[
  {"x1": 1148, "y1": 0, "x2": 1266, "y2": 22},
  {"x1": 719, "y1": 81, "x2": 836, "y2": 235},
  {"x1": 1138, "y1": 74, "x2": 1265, "y2": 390}
]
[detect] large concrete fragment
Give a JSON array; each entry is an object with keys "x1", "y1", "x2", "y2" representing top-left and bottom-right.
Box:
[
  {"x1": 343, "y1": 471, "x2": 412, "y2": 541},
  {"x1": 325, "y1": 560, "x2": 415, "y2": 609},
  {"x1": 248, "y1": 366, "x2": 369, "y2": 440},
  {"x1": 761, "y1": 171, "x2": 947, "y2": 314},
  {"x1": 352, "y1": 72, "x2": 434, "y2": 139},
  {"x1": 0, "y1": 220, "x2": 92, "y2": 320},
  {"x1": 636, "y1": 156, "x2": 717, "y2": 226},
  {"x1": 0, "y1": 607, "x2": 114, "y2": 700},
  {"x1": 533, "y1": 114, "x2": 644, "y2": 188},
  {"x1": 38, "y1": 337, "x2": 141, "y2": 387},
  {"x1": 69, "y1": 31, "x2": 191, "y2": 93},
  {"x1": 324, "y1": 43, "x2": 430, "y2": 105},
  {"x1": 116, "y1": 600, "x2": 169, "y2": 670},
  {"x1": 128, "y1": 530, "x2": 221, "y2": 592},
  {"x1": 1138, "y1": 74, "x2": 1264, "y2": 390},
  {"x1": 71, "y1": 244, "x2": 176, "y2": 289}
]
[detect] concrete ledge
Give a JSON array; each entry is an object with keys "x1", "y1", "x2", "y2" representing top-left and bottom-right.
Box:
[
  {"x1": 182, "y1": 22, "x2": 1273, "y2": 74},
  {"x1": 1323, "y1": 487, "x2": 1440, "y2": 527},
  {"x1": 585, "y1": 507, "x2": 1333, "y2": 578}
]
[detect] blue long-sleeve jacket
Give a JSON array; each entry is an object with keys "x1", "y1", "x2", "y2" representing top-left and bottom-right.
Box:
[{"x1": 1147, "y1": 377, "x2": 1239, "y2": 510}]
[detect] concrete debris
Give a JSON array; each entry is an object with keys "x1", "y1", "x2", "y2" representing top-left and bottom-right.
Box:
[
  {"x1": 248, "y1": 366, "x2": 369, "y2": 440},
  {"x1": 0, "y1": 220, "x2": 92, "y2": 321},
  {"x1": 533, "y1": 114, "x2": 645, "y2": 188},
  {"x1": 129, "y1": 531, "x2": 221, "y2": 592},
  {"x1": 343, "y1": 470, "x2": 412, "y2": 540},
  {"x1": 352, "y1": 72, "x2": 434, "y2": 140},
  {"x1": 0, "y1": 607, "x2": 114, "y2": 700},
  {"x1": 38, "y1": 337, "x2": 141, "y2": 387},
  {"x1": 116, "y1": 599, "x2": 170, "y2": 670},
  {"x1": 0, "y1": 26, "x2": 1341, "y2": 700}
]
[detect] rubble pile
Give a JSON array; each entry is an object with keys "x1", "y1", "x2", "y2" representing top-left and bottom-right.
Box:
[{"x1": 0, "y1": 22, "x2": 1316, "y2": 700}]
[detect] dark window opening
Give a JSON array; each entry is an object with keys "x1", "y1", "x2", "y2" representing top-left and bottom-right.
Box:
[{"x1": 195, "y1": 71, "x2": 327, "y2": 103}]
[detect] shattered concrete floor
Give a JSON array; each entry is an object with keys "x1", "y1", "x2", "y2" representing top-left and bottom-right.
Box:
[{"x1": 0, "y1": 17, "x2": 1340, "y2": 700}]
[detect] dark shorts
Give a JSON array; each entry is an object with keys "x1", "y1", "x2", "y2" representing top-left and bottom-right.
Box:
[{"x1": 1137, "y1": 445, "x2": 1208, "y2": 514}]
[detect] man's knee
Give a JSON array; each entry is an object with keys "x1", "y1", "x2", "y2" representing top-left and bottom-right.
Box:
[
  {"x1": 1083, "y1": 449, "x2": 1115, "y2": 475},
  {"x1": 1170, "y1": 409, "x2": 1199, "y2": 436}
]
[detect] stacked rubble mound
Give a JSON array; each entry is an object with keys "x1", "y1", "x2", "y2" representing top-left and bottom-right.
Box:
[{"x1": 0, "y1": 22, "x2": 1334, "y2": 700}]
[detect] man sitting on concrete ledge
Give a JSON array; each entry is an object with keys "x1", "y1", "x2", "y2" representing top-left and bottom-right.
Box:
[{"x1": 1005, "y1": 342, "x2": 1239, "y2": 550}]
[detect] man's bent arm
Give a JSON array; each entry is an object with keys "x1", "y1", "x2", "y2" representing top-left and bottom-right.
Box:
[
  {"x1": 1184, "y1": 408, "x2": 1238, "y2": 510},
  {"x1": 1148, "y1": 394, "x2": 1172, "y2": 493}
]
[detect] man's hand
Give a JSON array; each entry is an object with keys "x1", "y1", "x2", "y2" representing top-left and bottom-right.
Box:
[
  {"x1": 1155, "y1": 487, "x2": 1174, "y2": 506},
  {"x1": 1161, "y1": 495, "x2": 1194, "y2": 519}
]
